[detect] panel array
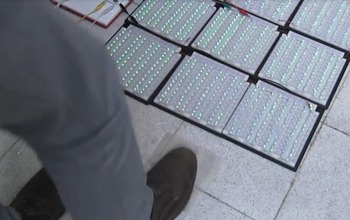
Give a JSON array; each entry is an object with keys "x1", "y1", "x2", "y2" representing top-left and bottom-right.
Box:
[
  {"x1": 193, "y1": 8, "x2": 279, "y2": 74},
  {"x1": 259, "y1": 32, "x2": 346, "y2": 106},
  {"x1": 107, "y1": 0, "x2": 350, "y2": 170},
  {"x1": 233, "y1": 0, "x2": 300, "y2": 25},
  {"x1": 106, "y1": 26, "x2": 181, "y2": 101},
  {"x1": 132, "y1": 0, "x2": 215, "y2": 45},
  {"x1": 155, "y1": 53, "x2": 249, "y2": 132},
  {"x1": 223, "y1": 82, "x2": 319, "y2": 167},
  {"x1": 292, "y1": 0, "x2": 350, "y2": 50}
]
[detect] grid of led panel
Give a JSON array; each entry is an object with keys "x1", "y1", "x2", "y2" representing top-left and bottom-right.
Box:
[
  {"x1": 233, "y1": 0, "x2": 300, "y2": 25},
  {"x1": 132, "y1": 0, "x2": 215, "y2": 45},
  {"x1": 192, "y1": 8, "x2": 279, "y2": 74},
  {"x1": 107, "y1": 0, "x2": 350, "y2": 170},
  {"x1": 155, "y1": 53, "x2": 249, "y2": 132},
  {"x1": 223, "y1": 82, "x2": 319, "y2": 167},
  {"x1": 259, "y1": 32, "x2": 346, "y2": 106},
  {"x1": 106, "y1": 26, "x2": 181, "y2": 101},
  {"x1": 291, "y1": 0, "x2": 350, "y2": 50}
]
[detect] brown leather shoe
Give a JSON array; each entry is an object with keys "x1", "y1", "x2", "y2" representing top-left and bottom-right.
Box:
[
  {"x1": 10, "y1": 169, "x2": 65, "y2": 220},
  {"x1": 147, "y1": 148, "x2": 197, "y2": 220}
]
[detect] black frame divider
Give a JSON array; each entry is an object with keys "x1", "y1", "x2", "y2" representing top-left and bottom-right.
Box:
[{"x1": 104, "y1": 0, "x2": 350, "y2": 171}]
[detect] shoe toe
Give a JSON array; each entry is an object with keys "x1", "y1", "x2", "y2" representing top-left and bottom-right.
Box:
[{"x1": 148, "y1": 147, "x2": 197, "y2": 220}]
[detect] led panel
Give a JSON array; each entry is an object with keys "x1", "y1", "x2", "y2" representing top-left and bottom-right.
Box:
[
  {"x1": 259, "y1": 32, "x2": 346, "y2": 106},
  {"x1": 132, "y1": 0, "x2": 215, "y2": 45},
  {"x1": 223, "y1": 82, "x2": 319, "y2": 167},
  {"x1": 233, "y1": 0, "x2": 300, "y2": 25},
  {"x1": 106, "y1": 26, "x2": 181, "y2": 101},
  {"x1": 192, "y1": 8, "x2": 279, "y2": 74},
  {"x1": 155, "y1": 53, "x2": 249, "y2": 132},
  {"x1": 291, "y1": 0, "x2": 350, "y2": 50}
]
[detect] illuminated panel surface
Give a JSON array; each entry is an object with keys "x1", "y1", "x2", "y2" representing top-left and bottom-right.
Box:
[
  {"x1": 104, "y1": 0, "x2": 350, "y2": 170},
  {"x1": 155, "y1": 53, "x2": 249, "y2": 132},
  {"x1": 233, "y1": 0, "x2": 300, "y2": 25},
  {"x1": 193, "y1": 8, "x2": 279, "y2": 74},
  {"x1": 132, "y1": 0, "x2": 215, "y2": 45},
  {"x1": 259, "y1": 32, "x2": 346, "y2": 106},
  {"x1": 106, "y1": 26, "x2": 181, "y2": 101},
  {"x1": 223, "y1": 82, "x2": 319, "y2": 167},
  {"x1": 291, "y1": 0, "x2": 350, "y2": 49}
]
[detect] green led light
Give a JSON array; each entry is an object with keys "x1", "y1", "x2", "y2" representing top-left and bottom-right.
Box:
[{"x1": 106, "y1": 27, "x2": 181, "y2": 100}]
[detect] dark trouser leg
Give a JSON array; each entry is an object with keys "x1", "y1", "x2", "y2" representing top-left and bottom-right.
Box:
[{"x1": 0, "y1": 204, "x2": 21, "y2": 220}]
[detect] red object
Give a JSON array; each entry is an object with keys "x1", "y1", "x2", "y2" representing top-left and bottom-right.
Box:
[
  {"x1": 226, "y1": 1, "x2": 249, "y2": 17},
  {"x1": 237, "y1": 8, "x2": 249, "y2": 16}
]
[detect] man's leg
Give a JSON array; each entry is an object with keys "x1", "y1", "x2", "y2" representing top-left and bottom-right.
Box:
[
  {"x1": 0, "y1": 40, "x2": 154, "y2": 220},
  {"x1": 0, "y1": 2, "x2": 196, "y2": 220},
  {"x1": 0, "y1": 2, "x2": 153, "y2": 219}
]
